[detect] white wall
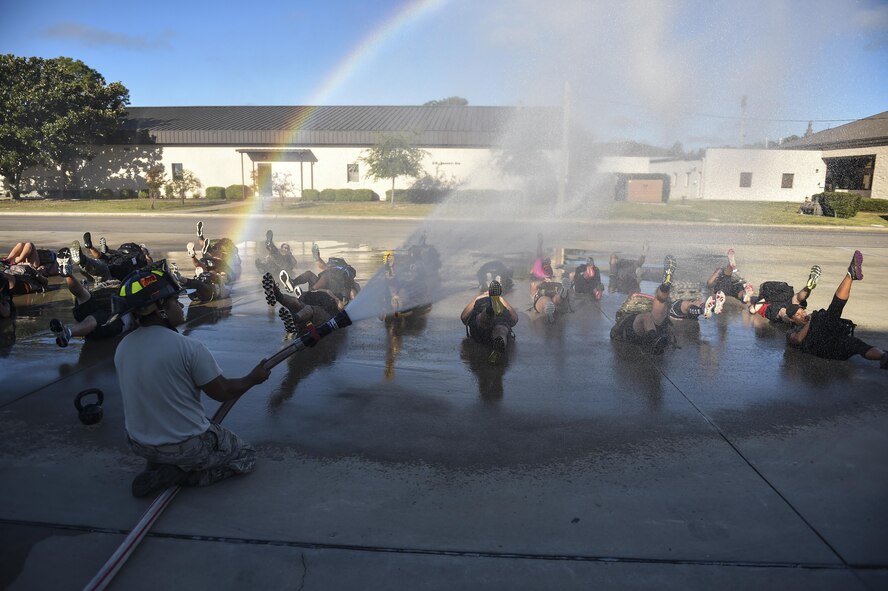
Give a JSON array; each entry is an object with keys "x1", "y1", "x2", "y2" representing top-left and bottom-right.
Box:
[
  {"x1": 71, "y1": 144, "x2": 518, "y2": 199},
  {"x1": 701, "y1": 149, "x2": 825, "y2": 201},
  {"x1": 648, "y1": 159, "x2": 704, "y2": 199},
  {"x1": 596, "y1": 156, "x2": 649, "y2": 174}
]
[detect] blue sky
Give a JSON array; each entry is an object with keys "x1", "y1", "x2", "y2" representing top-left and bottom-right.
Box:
[{"x1": 1, "y1": 0, "x2": 886, "y2": 149}]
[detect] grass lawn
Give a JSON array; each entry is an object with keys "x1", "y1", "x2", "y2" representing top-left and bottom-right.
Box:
[{"x1": 1, "y1": 197, "x2": 885, "y2": 227}]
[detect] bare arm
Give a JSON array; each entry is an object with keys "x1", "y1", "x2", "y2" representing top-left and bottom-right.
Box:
[
  {"x1": 461, "y1": 295, "x2": 486, "y2": 324},
  {"x1": 200, "y1": 360, "x2": 270, "y2": 402},
  {"x1": 787, "y1": 322, "x2": 811, "y2": 347}
]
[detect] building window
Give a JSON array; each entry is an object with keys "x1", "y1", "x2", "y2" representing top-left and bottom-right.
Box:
[
  {"x1": 347, "y1": 163, "x2": 359, "y2": 183},
  {"x1": 781, "y1": 173, "x2": 794, "y2": 189},
  {"x1": 739, "y1": 172, "x2": 752, "y2": 188},
  {"x1": 171, "y1": 163, "x2": 184, "y2": 181}
]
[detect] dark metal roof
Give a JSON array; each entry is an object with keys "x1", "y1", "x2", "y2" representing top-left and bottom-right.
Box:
[
  {"x1": 116, "y1": 105, "x2": 561, "y2": 148},
  {"x1": 780, "y1": 111, "x2": 888, "y2": 150}
]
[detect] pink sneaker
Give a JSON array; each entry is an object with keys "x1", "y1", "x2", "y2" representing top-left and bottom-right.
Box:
[
  {"x1": 743, "y1": 283, "x2": 755, "y2": 304},
  {"x1": 714, "y1": 290, "x2": 726, "y2": 315}
]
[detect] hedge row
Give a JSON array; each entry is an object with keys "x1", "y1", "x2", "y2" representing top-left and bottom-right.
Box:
[
  {"x1": 302, "y1": 188, "x2": 379, "y2": 202},
  {"x1": 206, "y1": 186, "x2": 226, "y2": 200},
  {"x1": 812, "y1": 192, "x2": 861, "y2": 218},
  {"x1": 225, "y1": 184, "x2": 253, "y2": 200},
  {"x1": 858, "y1": 197, "x2": 888, "y2": 213},
  {"x1": 384, "y1": 188, "x2": 451, "y2": 204}
]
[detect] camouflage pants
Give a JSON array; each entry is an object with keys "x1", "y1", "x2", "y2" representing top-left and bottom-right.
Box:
[{"x1": 128, "y1": 422, "x2": 256, "y2": 487}]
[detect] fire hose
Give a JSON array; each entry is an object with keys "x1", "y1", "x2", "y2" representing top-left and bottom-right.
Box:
[{"x1": 82, "y1": 311, "x2": 352, "y2": 591}]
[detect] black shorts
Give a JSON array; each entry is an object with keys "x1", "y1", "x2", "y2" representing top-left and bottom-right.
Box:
[
  {"x1": 713, "y1": 275, "x2": 745, "y2": 300},
  {"x1": 36, "y1": 249, "x2": 56, "y2": 267},
  {"x1": 73, "y1": 297, "x2": 123, "y2": 340}
]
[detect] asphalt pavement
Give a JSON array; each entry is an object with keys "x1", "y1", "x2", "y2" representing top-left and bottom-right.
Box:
[{"x1": 1, "y1": 216, "x2": 886, "y2": 590}]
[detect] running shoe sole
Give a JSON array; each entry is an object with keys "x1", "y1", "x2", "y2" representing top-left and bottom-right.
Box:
[
  {"x1": 262, "y1": 272, "x2": 278, "y2": 306},
  {"x1": 278, "y1": 306, "x2": 298, "y2": 334},
  {"x1": 849, "y1": 250, "x2": 863, "y2": 280},
  {"x1": 279, "y1": 270, "x2": 295, "y2": 293},
  {"x1": 196, "y1": 221, "x2": 204, "y2": 239},
  {"x1": 544, "y1": 301, "x2": 556, "y2": 324},
  {"x1": 806, "y1": 265, "x2": 822, "y2": 290},
  {"x1": 714, "y1": 290, "x2": 726, "y2": 315},
  {"x1": 663, "y1": 255, "x2": 676, "y2": 285}
]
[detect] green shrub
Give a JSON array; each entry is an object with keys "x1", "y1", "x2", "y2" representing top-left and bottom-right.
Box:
[
  {"x1": 138, "y1": 189, "x2": 149, "y2": 199},
  {"x1": 206, "y1": 186, "x2": 226, "y2": 200},
  {"x1": 97, "y1": 188, "x2": 115, "y2": 200},
  {"x1": 119, "y1": 188, "x2": 137, "y2": 199},
  {"x1": 813, "y1": 191, "x2": 861, "y2": 218},
  {"x1": 858, "y1": 197, "x2": 888, "y2": 213},
  {"x1": 225, "y1": 184, "x2": 253, "y2": 200},
  {"x1": 316, "y1": 188, "x2": 378, "y2": 202},
  {"x1": 301, "y1": 189, "x2": 320, "y2": 201}
]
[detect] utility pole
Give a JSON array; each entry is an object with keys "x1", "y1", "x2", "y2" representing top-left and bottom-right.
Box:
[{"x1": 557, "y1": 81, "x2": 571, "y2": 206}]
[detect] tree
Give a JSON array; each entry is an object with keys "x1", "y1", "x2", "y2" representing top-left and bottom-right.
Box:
[
  {"x1": 164, "y1": 169, "x2": 202, "y2": 205},
  {"x1": 144, "y1": 165, "x2": 165, "y2": 210},
  {"x1": 423, "y1": 96, "x2": 468, "y2": 106},
  {"x1": 272, "y1": 171, "x2": 296, "y2": 206},
  {"x1": 0, "y1": 55, "x2": 129, "y2": 199},
  {"x1": 360, "y1": 135, "x2": 428, "y2": 208}
]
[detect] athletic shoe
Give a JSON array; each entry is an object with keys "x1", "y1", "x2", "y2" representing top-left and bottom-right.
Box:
[
  {"x1": 98, "y1": 237, "x2": 108, "y2": 254},
  {"x1": 662, "y1": 255, "x2": 676, "y2": 286},
  {"x1": 279, "y1": 270, "x2": 296, "y2": 293},
  {"x1": 82, "y1": 232, "x2": 93, "y2": 249},
  {"x1": 50, "y1": 319, "x2": 72, "y2": 347},
  {"x1": 488, "y1": 336, "x2": 506, "y2": 365},
  {"x1": 262, "y1": 272, "x2": 279, "y2": 306},
  {"x1": 485, "y1": 272, "x2": 493, "y2": 286},
  {"x1": 703, "y1": 295, "x2": 716, "y2": 319},
  {"x1": 714, "y1": 290, "x2": 726, "y2": 315},
  {"x1": 70, "y1": 240, "x2": 81, "y2": 267},
  {"x1": 265, "y1": 229, "x2": 273, "y2": 250},
  {"x1": 727, "y1": 248, "x2": 737, "y2": 270},
  {"x1": 131, "y1": 464, "x2": 186, "y2": 498},
  {"x1": 169, "y1": 261, "x2": 183, "y2": 282},
  {"x1": 805, "y1": 265, "x2": 822, "y2": 290},
  {"x1": 196, "y1": 221, "x2": 204, "y2": 239},
  {"x1": 544, "y1": 300, "x2": 556, "y2": 324},
  {"x1": 278, "y1": 306, "x2": 298, "y2": 335},
  {"x1": 186, "y1": 242, "x2": 196, "y2": 258},
  {"x1": 311, "y1": 242, "x2": 321, "y2": 262},
  {"x1": 848, "y1": 250, "x2": 863, "y2": 281},
  {"x1": 201, "y1": 240, "x2": 210, "y2": 256},
  {"x1": 488, "y1": 280, "x2": 502, "y2": 298},
  {"x1": 56, "y1": 250, "x2": 72, "y2": 277}
]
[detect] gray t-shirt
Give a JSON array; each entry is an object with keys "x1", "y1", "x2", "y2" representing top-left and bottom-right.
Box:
[{"x1": 115, "y1": 325, "x2": 222, "y2": 446}]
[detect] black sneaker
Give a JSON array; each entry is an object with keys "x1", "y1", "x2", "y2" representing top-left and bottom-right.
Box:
[
  {"x1": 131, "y1": 464, "x2": 186, "y2": 498},
  {"x1": 662, "y1": 255, "x2": 676, "y2": 286},
  {"x1": 56, "y1": 248, "x2": 72, "y2": 277},
  {"x1": 848, "y1": 250, "x2": 863, "y2": 281},
  {"x1": 544, "y1": 301, "x2": 556, "y2": 324},
  {"x1": 262, "y1": 272, "x2": 279, "y2": 306},
  {"x1": 265, "y1": 229, "x2": 274, "y2": 250},
  {"x1": 82, "y1": 232, "x2": 93, "y2": 249},
  {"x1": 201, "y1": 240, "x2": 210, "y2": 256},
  {"x1": 50, "y1": 319, "x2": 71, "y2": 347},
  {"x1": 279, "y1": 270, "x2": 296, "y2": 293},
  {"x1": 278, "y1": 306, "x2": 298, "y2": 335},
  {"x1": 196, "y1": 221, "x2": 204, "y2": 239}
]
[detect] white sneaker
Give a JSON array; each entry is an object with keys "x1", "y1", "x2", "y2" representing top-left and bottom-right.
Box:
[{"x1": 186, "y1": 242, "x2": 195, "y2": 258}]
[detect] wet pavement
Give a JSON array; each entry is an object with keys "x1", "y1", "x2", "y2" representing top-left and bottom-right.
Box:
[{"x1": 1, "y1": 217, "x2": 887, "y2": 590}]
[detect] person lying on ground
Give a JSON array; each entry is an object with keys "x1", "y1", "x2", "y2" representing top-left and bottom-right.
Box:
[
  {"x1": 705, "y1": 247, "x2": 756, "y2": 304},
  {"x1": 0, "y1": 276, "x2": 15, "y2": 320},
  {"x1": 608, "y1": 240, "x2": 650, "y2": 294},
  {"x1": 379, "y1": 250, "x2": 434, "y2": 320},
  {"x1": 1, "y1": 264, "x2": 48, "y2": 295},
  {"x1": 2, "y1": 242, "x2": 58, "y2": 276},
  {"x1": 461, "y1": 280, "x2": 519, "y2": 365},
  {"x1": 610, "y1": 256, "x2": 723, "y2": 354},
  {"x1": 262, "y1": 271, "x2": 341, "y2": 335},
  {"x1": 747, "y1": 264, "x2": 822, "y2": 325},
  {"x1": 787, "y1": 250, "x2": 887, "y2": 369},
  {"x1": 186, "y1": 221, "x2": 242, "y2": 283},
  {"x1": 281, "y1": 242, "x2": 359, "y2": 306},
  {"x1": 169, "y1": 261, "x2": 229, "y2": 303},
  {"x1": 70, "y1": 238, "x2": 152, "y2": 285},
  {"x1": 570, "y1": 257, "x2": 604, "y2": 300},
  {"x1": 48, "y1": 251, "x2": 137, "y2": 347},
  {"x1": 476, "y1": 260, "x2": 514, "y2": 294},
  {"x1": 114, "y1": 264, "x2": 270, "y2": 498},
  {"x1": 529, "y1": 233, "x2": 568, "y2": 324},
  {"x1": 255, "y1": 229, "x2": 298, "y2": 277}
]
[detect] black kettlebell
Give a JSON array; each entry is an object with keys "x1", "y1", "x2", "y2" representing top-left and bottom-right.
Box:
[{"x1": 74, "y1": 388, "x2": 104, "y2": 425}]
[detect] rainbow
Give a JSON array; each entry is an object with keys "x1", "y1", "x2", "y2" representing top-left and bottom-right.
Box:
[{"x1": 236, "y1": 0, "x2": 451, "y2": 243}]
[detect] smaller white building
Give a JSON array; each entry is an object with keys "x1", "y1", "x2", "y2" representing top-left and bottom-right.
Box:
[{"x1": 699, "y1": 149, "x2": 825, "y2": 202}]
